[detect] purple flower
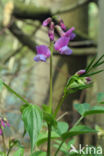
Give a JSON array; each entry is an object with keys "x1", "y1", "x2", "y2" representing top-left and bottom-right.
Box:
[
  {"x1": 64, "y1": 27, "x2": 76, "y2": 40},
  {"x1": 48, "y1": 22, "x2": 54, "y2": 41},
  {"x1": 1, "y1": 120, "x2": 5, "y2": 128},
  {"x1": 56, "y1": 26, "x2": 76, "y2": 41},
  {"x1": 54, "y1": 36, "x2": 72, "y2": 55},
  {"x1": 76, "y1": 69, "x2": 86, "y2": 76},
  {"x1": 43, "y1": 18, "x2": 52, "y2": 27},
  {"x1": 85, "y1": 77, "x2": 92, "y2": 84},
  {"x1": 0, "y1": 117, "x2": 10, "y2": 134},
  {"x1": 34, "y1": 45, "x2": 51, "y2": 62},
  {"x1": 59, "y1": 19, "x2": 66, "y2": 31}
]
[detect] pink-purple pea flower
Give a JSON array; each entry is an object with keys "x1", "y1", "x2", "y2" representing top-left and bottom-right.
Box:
[
  {"x1": 76, "y1": 69, "x2": 86, "y2": 76},
  {"x1": 42, "y1": 17, "x2": 52, "y2": 27},
  {"x1": 48, "y1": 22, "x2": 54, "y2": 41},
  {"x1": 34, "y1": 45, "x2": 51, "y2": 62},
  {"x1": 54, "y1": 36, "x2": 72, "y2": 55},
  {"x1": 59, "y1": 19, "x2": 66, "y2": 31},
  {"x1": 0, "y1": 117, "x2": 10, "y2": 135}
]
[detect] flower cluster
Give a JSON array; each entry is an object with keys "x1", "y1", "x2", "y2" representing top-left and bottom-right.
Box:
[
  {"x1": 34, "y1": 17, "x2": 76, "y2": 62},
  {"x1": 0, "y1": 117, "x2": 10, "y2": 135},
  {"x1": 64, "y1": 69, "x2": 92, "y2": 94}
]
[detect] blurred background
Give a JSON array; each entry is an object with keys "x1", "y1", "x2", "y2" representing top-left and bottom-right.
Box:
[{"x1": 0, "y1": 0, "x2": 104, "y2": 154}]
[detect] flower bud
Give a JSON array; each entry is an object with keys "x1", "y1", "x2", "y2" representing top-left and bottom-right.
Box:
[
  {"x1": 76, "y1": 69, "x2": 86, "y2": 76},
  {"x1": 42, "y1": 17, "x2": 52, "y2": 27},
  {"x1": 85, "y1": 77, "x2": 92, "y2": 84},
  {"x1": 48, "y1": 22, "x2": 54, "y2": 41},
  {"x1": 59, "y1": 19, "x2": 66, "y2": 30},
  {"x1": 55, "y1": 25, "x2": 65, "y2": 37}
]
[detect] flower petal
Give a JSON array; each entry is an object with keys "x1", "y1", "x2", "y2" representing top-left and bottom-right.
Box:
[
  {"x1": 60, "y1": 46, "x2": 72, "y2": 55},
  {"x1": 59, "y1": 19, "x2": 66, "y2": 31},
  {"x1": 42, "y1": 18, "x2": 52, "y2": 26},
  {"x1": 65, "y1": 27, "x2": 75, "y2": 38},
  {"x1": 1, "y1": 120, "x2": 5, "y2": 128},
  {"x1": 54, "y1": 37, "x2": 70, "y2": 51},
  {"x1": 76, "y1": 69, "x2": 86, "y2": 76},
  {"x1": 34, "y1": 54, "x2": 46, "y2": 62},
  {"x1": 36, "y1": 45, "x2": 51, "y2": 57}
]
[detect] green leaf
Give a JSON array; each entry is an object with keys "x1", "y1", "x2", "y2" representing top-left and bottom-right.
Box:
[
  {"x1": 55, "y1": 121, "x2": 69, "y2": 135},
  {"x1": 97, "y1": 92, "x2": 104, "y2": 104},
  {"x1": 0, "y1": 152, "x2": 6, "y2": 156},
  {"x1": 62, "y1": 125, "x2": 97, "y2": 140},
  {"x1": 84, "y1": 69, "x2": 104, "y2": 77},
  {"x1": 20, "y1": 104, "x2": 30, "y2": 113},
  {"x1": 43, "y1": 112, "x2": 57, "y2": 126},
  {"x1": 92, "y1": 54, "x2": 104, "y2": 68},
  {"x1": 22, "y1": 104, "x2": 43, "y2": 151},
  {"x1": 13, "y1": 147, "x2": 24, "y2": 156},
  {"x1": 30, "y1": 151, "x2": 46, "y2": 156},
  {"x1": 36, "y1": 131, "x2": 60, "y2": 146},
  {"x1": 74, "y1": 103, "x2": 104, "y2": 116},
  {"x1": 85, "y1": 56, "x2": 96, "y2": 72},
  {"x1": 84, "y1": 106, "x2": 104, "y2": 116},
  {"x1": 42, "y1": 104, "x2": 50, "y2": 113},
  {"x1": 74, "y1": 103, "x2": 90, "y2": 116}
]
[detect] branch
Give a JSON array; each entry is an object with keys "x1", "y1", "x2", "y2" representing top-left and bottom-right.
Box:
[
  {"x1": 13, "y1": 1, "x2": 51, "y2": 20},
  {"x1": 4, "y1": 0, "x2": 92, "y2": 22},
  {"x1": 53, "y1": 0, "x2": 90, "y2": 15},
  {"x1": 9, "y1": 21, "x2": 36, "y2": 52}
]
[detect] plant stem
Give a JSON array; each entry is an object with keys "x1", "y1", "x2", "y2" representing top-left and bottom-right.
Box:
[
  {"x1": 54, "y1": 116, "x2": 84, "y2": 156},
  {"x1": 54, "y1": 140, "x2": 64, "y2": 156},
  {"x1": 73, "y1": 116, "x2": 84, "y2": 127},
  {"x1": 7, "y1": 148, "x2": 11, "y2": 156},
  {"x1": 49, "y1": 42, "x2": 53, "y2": 113},
  {"x1": 47, "y1": 124, "x2": 51, "y2": 156},
  {"x1": 3, "y1": 82, "x2": 30, "y2": 104},
  {"x1": 54, "y1": 93, "x2": 67, "y2": 117},
  {"x1": 2, "y1": 132, "x2": 6, "y2": 152}
]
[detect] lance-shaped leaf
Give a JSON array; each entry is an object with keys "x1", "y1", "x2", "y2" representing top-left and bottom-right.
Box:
[
  {"x1": 74, "y1": 103, "x2": 104, "y2": 117},
  {"x1": 22, "y1": 104, "x2": 43, "y2": 151},
  {"x1": 61, "y1": 125, "x2": 97, "y2": 140}
]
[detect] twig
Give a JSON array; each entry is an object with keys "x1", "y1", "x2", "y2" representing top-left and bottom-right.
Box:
[{"x1": 53, "y1": 0, "x2": 90, "y2": 15}]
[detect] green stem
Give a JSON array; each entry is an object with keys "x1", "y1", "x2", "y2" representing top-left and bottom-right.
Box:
[
  {"x1": 47, "y1": 124, "x2": 51, "y2": 156},
  {"x1": 2, "y1": 132, "x2": 6, "y2": 152},
  {"x1": 7, "y1": 148, "x2": 11, "y2": 156},
  {"x1": 54, "y1": 140, "x2": 64, "y2": 156},
  {"x1": 3, "y1": 82, "x2": 30, "y2": 104},
  {"x1": 54, "y1": 116, "x2": 84, "y2": 156},
  {"x1": 49, "y1": 42, "x2": 53, "y2": 113},
  {"x1": 73, "y1": 116, "x2": 84, "y2": 127},
  {"x1": 54, "y1": 93, "x2": 67, "y2": 117}
]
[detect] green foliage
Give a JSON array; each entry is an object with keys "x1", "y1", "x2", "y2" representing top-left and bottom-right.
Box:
[
  {"x1": 61, "y1": 125, "x2": 97, "y2": 140},
  {"x1": 0, "y1": 152, "x2": 6, "y2": 156},
  {"x1": 30, "y1": 151, "x2": 46, "y2": 156},
  {"x1": 85, "y1": 55, "x2": 104, "y2": 75},
  {"x1": 97, "y1": 92, "x2": 104, "y2": 104},
  {"x1": 54, "y1": 139, "x2": 75, "y2": 155},
  {"x1": 64, "y1": 75, "x2": 92, "y2": 94},
  {"x1": 22, "y1": 104, "x2": 43, "y2": 151},
  {"x1": 36, "y1": 130, "x2": 60, "y2": 146},
  {"x1": 54, "y1": 121, "x2": 69, "y2": 136},
  {"x1": 13, "y1": 147, "x2": 24, "y2": 156},
  {"x1": 74, "y1": 103, "x2": 104, "y2": 116}
]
